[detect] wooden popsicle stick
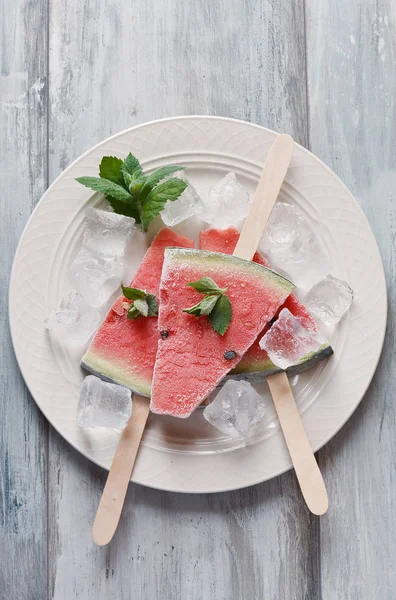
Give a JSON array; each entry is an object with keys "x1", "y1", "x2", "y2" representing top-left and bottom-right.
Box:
[
  {"x1": 93, "y1": 394, "x2": 150, "y2": 546},
  {"x1": 234, "y1": 134, "x2": 294, "y2": 261},
  {"x1": 267, "y1": 373, "x2": 328, "y2": 515},
  {"x1": 233, "y1": 133, "x2": 328, "y2": 515}
]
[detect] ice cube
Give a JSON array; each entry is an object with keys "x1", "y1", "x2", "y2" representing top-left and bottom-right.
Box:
[
  {"x1": 259, "y1": 202, "x2": 331, "y2": 287},
  {"x1": 77, "y1": 375, "x2": 132, "y2": 429},
  {"x1": 259, "y1": 308, "x2": 325, "y2": 370},
  {"x1": 304, "y1": 275, "x2": 354, "y2": 326},
  {"x1": 203, "y1": 172, "x2": 251, "y2": 229},
  {"x1": 83, "y1": 207, "x2": 135, "y2": 257},
  {"x1": 45, "y1": 292, "x2": 101, "y2": 345},
  {"x1": 70, "y1": 248, "x2": 124, "y2": 307},
  {"x1": 203, "y1": 380, "x2": 266, "y2": 439},
  {"x1": 161, "y1": 171, "x2": 205, "y2": 226}
]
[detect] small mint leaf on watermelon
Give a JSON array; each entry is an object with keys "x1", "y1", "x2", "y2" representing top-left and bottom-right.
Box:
[
  {"x1": 208, "y1": 294, "x2": 232, "y2": 336},
  {"x1": 127, "y1": 305, "x2": 142, "y2": 320},
  {"x1": 140, "y1": 178, "x2": 188, "y2": 231},
  {"x1": 183, "y1": 294, "x2": 219, "y2": 316},
  {"x1": 122, "y1": 285, "x2": 159, "y2": 319},
  {"x1": 122, "y1": 285, "x2": 147, "y2": 301},
  {"x1": 134, "y1": 298, "x2": 149, "y2": 317},
  {"x1": 187, "y1": 277, "x2": 227, "y2": 296},
  {"x1": 146, "y1": 294, "x2": 159, "y2": 317},
  {"x1": 99, "y1": 156, "x2": 124, "y2": 185}
]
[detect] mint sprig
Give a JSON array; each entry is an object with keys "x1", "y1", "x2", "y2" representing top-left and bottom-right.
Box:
[
  {"x1": 121, "y1": 285, "x2": 158, "y2": 320},
  {"x1": 76, "y1": 153, "x2": 187, "y2": 232},
  {"x1": 183, "y1": 277, "x2": 232, "y2": 335}
]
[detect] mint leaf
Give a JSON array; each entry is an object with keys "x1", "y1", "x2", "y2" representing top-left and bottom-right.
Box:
[
  {"x1": 140, "y1": 165, "x2": 185, "y2": 200},
  {"x1": 140, "y1": 178, "x2": 188, "y2": 231},
  {"x1": 129, "y1": 176, "x2": 147, "y2": 196},
  {"x1": 146, "y1": 294, "x2": 159, "y2": 317},
  {"x1": 107, "y1": 197, "x2": 141, "y2": 222},
  {"x1": 209, "y1": 294, "x2": 232, "y2": 335},
  {"x1": 122, "y1": 285, "x2": 147, "y2": 300},
  {"x1": 187, "y1": 277, "x2": 227, "y2": 295},
  {"x1": 122, "y1": 153, "x2": 142, "y2": 177},
  {"x1": 127, "y1": 305, "x2": 141, "y2": 320},
  {"x1": 183, "y1": 294, "x2": 219, "y2": 316},
  {"x1": 76, "y1": 177, "x2": 133, "y2": 202},
  {"x1": 123, "y1": 286, "x2": 158, "y2": 319},
  {"x1": 99, "y1": 156, "x2": 124, "y2": 185},
  {"x1": 134, "y1": 298, "x2": 149, "y2": 317}
]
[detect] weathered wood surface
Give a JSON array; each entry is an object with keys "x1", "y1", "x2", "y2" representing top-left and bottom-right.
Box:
[
  {"x1": 306, "y1": 0, "x2": 396, "y2": 597},
  {"x1": 0, "y1": 1, "x2": 48, "y2": 599},
  {"x1": 0, "y1": 0, "x2": 394, "y2": 598}
]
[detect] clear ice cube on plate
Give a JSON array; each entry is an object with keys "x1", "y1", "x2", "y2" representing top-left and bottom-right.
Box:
[
  {"x1": 77, "y1": 375, "x2": 132, "y2": 429},
  {"x1": 70, "y1": 247, "x2": 124, "y2": 307},
  {"x1": 259, "y1": 201, "x2": 331, "y2": 287},
  {"x1": 304, "y1": 275, "x2": 354, "y2": 326},
  {"x1": 45, "y1": 292, "x2": 101, "y2": 345},
  {"x1": 202, "y1": 172, "x2": 251, "y2": 229},
  {"x1": 160, "y1": 171, "x2": 206, "y2": 226},
  {"x1": 259, "y1": 308, "x2": 325, "y2": 370},
  {"x1": 83, "y1": 207, "x2": 135, "y2": 257},
  {"x1": 203, "y1": 380, "x2": 267, "y2": 439}
]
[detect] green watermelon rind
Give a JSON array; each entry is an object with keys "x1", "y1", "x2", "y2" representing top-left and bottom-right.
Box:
[
  {"x1": 163, "y1": 248, "x2": 295, "y2": 293},
  {"x1": 81, "y1": 352, "x2": 151, "y2": 397},
  {"x1": 225, "y1": 343, "x2": 334, "y2": 384}
]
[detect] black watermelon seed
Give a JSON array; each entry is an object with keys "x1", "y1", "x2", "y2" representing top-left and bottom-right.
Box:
[
  {"x1": 160, "y1": 330, "x2": 169, "y2": 339},
  {"x1": 224, "y1": 350, "x2": 237, "y2": 360}
]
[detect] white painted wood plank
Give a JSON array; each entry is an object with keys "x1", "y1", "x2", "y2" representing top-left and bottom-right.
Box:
[
  {"x1": 0, "y1": 1, "x2": 48, "y2": 598},
  {"x1": 48, "y1": 1, "x2": 318, "y2": 598},
  {"x1": 306, "y1": 0, "x2": 396, "y2": 597}
]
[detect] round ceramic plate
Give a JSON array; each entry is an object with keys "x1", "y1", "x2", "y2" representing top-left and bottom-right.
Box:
[{"x1": 9, "y1": 116, "x2": 387, "y2": 493}]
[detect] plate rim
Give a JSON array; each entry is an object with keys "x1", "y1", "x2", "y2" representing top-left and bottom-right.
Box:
[{"x1": 9, "y1": 115, "x2": 387, "y2": 493}]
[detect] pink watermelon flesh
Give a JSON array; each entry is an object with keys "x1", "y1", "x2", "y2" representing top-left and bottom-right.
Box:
[
  {"x1": 200, "y1": 227, "x2": 333, "y2": 380},
  {"x1": 150, "y1": 248, "x2": 295, "y2": 418},
  {"x1": 81, "y1": 227, "x2": 194, "y2": 396}
]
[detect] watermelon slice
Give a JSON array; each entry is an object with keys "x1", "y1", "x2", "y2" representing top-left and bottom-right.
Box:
[
  {"x1": 81, "y1": 227, "x2": 194, "y2": 396},
  {"x1": 200, "y1": 227, "x2": 333, "y2": 381},
  {"x1": 150, "y1": 248, "x2": 295, "y2": 418}
]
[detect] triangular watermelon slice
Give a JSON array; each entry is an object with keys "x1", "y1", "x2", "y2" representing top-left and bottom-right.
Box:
[
  {"x1": 81, "y1": 227, "x2": 194, "y2": 396},
  {"x1": 200, "y1": 227, "x2": 333, "y2": 380},
  {"x1": 150, "y1": 248, "x2": 295, "y2": 418}
]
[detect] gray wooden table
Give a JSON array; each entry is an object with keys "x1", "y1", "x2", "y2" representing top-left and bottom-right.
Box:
[{"x1": 1, "y1": 1, "x2": 395, "y2": 598}]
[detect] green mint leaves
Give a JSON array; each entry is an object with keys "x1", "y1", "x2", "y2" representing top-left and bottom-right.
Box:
[
  {"x1": 76, "y1": 153, "x2": 187, "y2": 232},
  {"x1": 183, "y1": 277, "x2": 232, "y2": 335},
  {"x1": 121, "y1": 285, "x2": 159, "y2": 320},
  {"x1": 187, "y1": 276, "x2": 228, "y2": 295},
  {"x1": 140, "y1": 178, "x2": 188, "y2": 231},
  {"x1": 208, "y1": 294, "x2": 232, "y2": 336}
]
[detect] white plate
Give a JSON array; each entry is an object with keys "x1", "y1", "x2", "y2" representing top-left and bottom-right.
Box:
[{"x1": 9, "y1": 116, "x2": 387, "y2": 493}]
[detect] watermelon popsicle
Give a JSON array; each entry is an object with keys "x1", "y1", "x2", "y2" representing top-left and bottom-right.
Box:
[
  {"x1": 200, "y1": 227, "x2": 333, "y2": 381},
  {"x1": 81, "y1": 227, "x2": 194, "y2": 396},
  {"x1": 150, "y1": 248, "x2": 295, "y2": 418}
]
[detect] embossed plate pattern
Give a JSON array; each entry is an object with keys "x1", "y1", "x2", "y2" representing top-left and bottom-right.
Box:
[{"x1": 9, "y1": 117, "x2": 387, "y2": 493}]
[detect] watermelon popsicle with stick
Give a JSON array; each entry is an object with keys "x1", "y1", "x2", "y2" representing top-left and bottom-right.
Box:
[{"x1": 150, "y1": 248, "x2": 295, "y2": 417}]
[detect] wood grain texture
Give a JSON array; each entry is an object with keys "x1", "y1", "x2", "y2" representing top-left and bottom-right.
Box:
[
  {"x1": 0, "y1": 1, "x2": 48, "y2": 599},
  {"x1": 47, "y1": 1, "x2": 318, "y2": 599},
  {"x1": 306, "y1": 0, "x2": 396, "y2": 597}
]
